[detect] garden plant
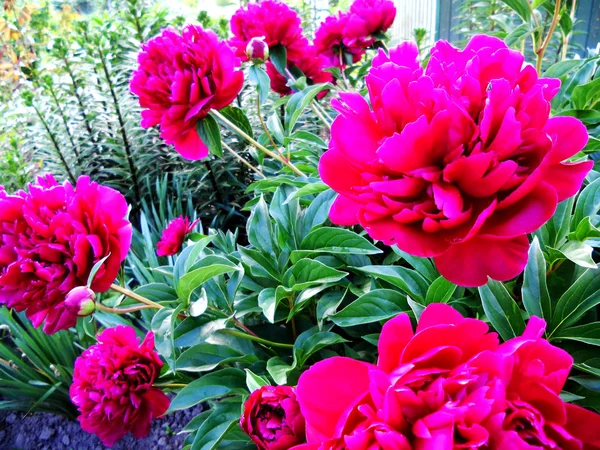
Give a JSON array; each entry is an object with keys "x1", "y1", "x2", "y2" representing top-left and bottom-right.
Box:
[{"x1": 2, "y1": 0, "x2": 600, "y2": 449}]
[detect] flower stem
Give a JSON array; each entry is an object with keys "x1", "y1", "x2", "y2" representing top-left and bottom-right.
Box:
[
  {"x1": 536, "y1": 0, "x2": 562, "y2": 73},
  {"x1": 257, "y1": 96, "x2": 285, "y2": 159},
  {"x1": 110, "y1": 283, "x2": 162, "y2": 309},
  {"x1": 96, "y1": 303, "x2": 156, "y2": 314},
  {"x1": 219, "y1": 329, "x2": 294, "y2": 349},
  {"x1": 211, "y1": 110, "x2": 306, "y2": 177},
  {"x1": 222, "y1": 142, "x2": 266, "y2": 178}
]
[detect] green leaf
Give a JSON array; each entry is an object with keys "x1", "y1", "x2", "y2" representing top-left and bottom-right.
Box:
[
  {"x1": 248, "y1": 196, "x2": 275, "y2": 255},
  {"x1": 522, "y1": 237, "x2": 552, "y2": 321},
  {"x1": 290, "y1": 259, "x2": 348, "y2": 290},
  {"x1": 287, "y1": 131, "x2": 328, "y2": 149},
  {"x1": 176, "y1": 343, "x2": 257, "y2": 372},
  {"x1": 297, "y1": 227, "x2": 381, "y2": 258},
  {"x1": 266, "y1": 357, "x2": 293, "y2": 385},
  {"x1": 544, "y1": 59, "x2": 584, "y2": 78},
  {"x1": 177, "y1": 256, "x2": 240, "y2": 302},
  {"x1": 185, "y1": 235, "x2": 217, "y2": 272},
  {"x1": 574, "y1": 178, "x2": 600, "y2": 228},
  {"x1": 245, "y1": 369, "x2": 270, "y2": 392},
  {"x1": 196, "y1": 116, "x2": 222, "y2": 157},
  {"x1": 478, "y1": 279, "x2": 526, "y2": 341},
  {"x1": 391, "y1": 247, "x2": 438, "y2": 282},
  {"x1": 293, "y1": 329, "x2": 347, "y2": 368},
  {"x1": 258, "y1": 287, "x2": 279, "y2": 323},
  {"x1": 288, "y1": 182, "x2": 328, "y2": 200},
  {"x1": 505, "y1": 23, "x2": 534, "y2": 47},
  {"x1": 498, "y1": 0, "x2": 531, "y2": 22},
  {"x1": 425, "y1": 276, "x2": 456, "y2": 305},
  {"x1": 298, "y1": 189, "x2": 336, "y2": 239},
  {"x1": 86, "y1": 253, "x2": 111, "y2": 287},
  {"x1": 331, "y1": 289, "x2": 409, "y2": 327},
  {"x1": 169, "y1": 368, "x2": 246, "y2": 411},
  {"x1": 190, "y1": 402, "x2": 243, "y2": 450},
  {"x1": 354, "y1": 265, "x2": 429, "y2": 302},
  {"x1": 572, "y1": 78, "x2": 600, "y2": 110},
  {"x1": 248, "y1": 65, "x2": 271, "y2": 105},
  {"x1": 219, "y1": 106, "x2": 254, "y2": 139},
  {"x1": 570, "y1": 217, "x2": 600, "y2": 242},
  {"x1": 553, "y1": 323, "x2": 600, "y2": 346},
  {"x1": 270, "y1": 44, "x2": 287, "y2": 76},
  {"x1": 559, "y1": 241, "x2": 597, "y2": 269},
  {"x1": 284, "y1": 83, "x2": 331, "y2": 134},
  {"x1": 550, "y1": 266, "x2": 600, "y2": 333},
  {"x1": 189, "y1": 288, "x2": 208, "y2": 317}
]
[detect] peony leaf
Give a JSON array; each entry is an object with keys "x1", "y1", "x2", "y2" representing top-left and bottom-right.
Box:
[
  {"x1": 176, "y1": 343, "x2": 257, "y2": 372},
  {"x1": 550, "y1": 266, "x2": 600, "y2": 334},
  {"x1": 196, "y1": 115, "x2": 222, "y2": 157},
  {"x1": 522, "y1": 237, "x2": 552, "y2": 321},
  {"x1": 498, "y1": 0, "x2": 531, "y2": 22},
  {"x1": 270, "y1": 44, "x2": 287, "y2": 76},
  {"x1": 248, "y1": 64, "x2": 270, "y2": 105},
  {"x1": 86, "y1": 253, "x2": 111, "y2": 288},
  {"x1": 218, "y1": 106, "x2": 254, "y2": 139},
  {"x1": 168, "y1": 368, "x2": 246, "y2": 411},
  {"x1": 290, "y1": 258, "x2": 348, "y2": 291},
  {"x1": 296, "y1": 227, "x2": 381, "y2": 261},
  {"x1": 553, "y1": 323, "x2": 600, "y2": 346},
  {"x1": 177, "y1": 255, "x2": 241, "y2": 303},
  {"x1": 559, "y1": 240, "x2": 597, "y2": 269},
  {"x1": 248, "y1": 196, "x2": 276, "y2": 255},
  {"x1": 354, "y1": 265, "x2": 429, "y2": 302},
  {"x1": 478, "y1": 279, "x2": 526, "y2": 341},
  {"x1": 331, "y1": 289, "x2": 410, "y2": 327},
  {"x1": 574, "y1": 178, "x2": 600, "y2": 229},
  {"x1": 245, "y1": 369, "x2": 270, "y2": 393},
  {"x1": 424, "y1": 276, "x2": 457, "y2": 305}
]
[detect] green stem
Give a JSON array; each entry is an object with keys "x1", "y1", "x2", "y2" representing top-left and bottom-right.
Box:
[
  {"x1": 222, "y1": 141, "x2": 266, "y2": 178},
  {"x1": 211, "y1": 110, "x2": 306, "y2": 177},
  {"x1": 219, "y1": 329, "x2": 294, "y2": 349},
  {"x1": 257, "y1": 95, "x2": 284, "y2": 159},
  {"x1": 110, "y1": 283, "x2": 162, "y2": 309},
  {"x1": 96, "y1": 303, "x2": 155, "y2": 314},
  {"x1": 536, "y1": 0, "x2": 562, "y2": 73}
]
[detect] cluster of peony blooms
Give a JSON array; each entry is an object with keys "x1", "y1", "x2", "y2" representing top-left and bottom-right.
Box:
[
  {"x1": 70, "y1": 325, "x2": 170, "y2": 447},
  {"x1": 320, "y1": 35, "x2": 592, "y2": 287},
  {"x1": 130, "y1": 0, "x2": 395, "y2": 159},
  {"x1": 0, "y1": 175, "x2": 132, "y2": 333},
  {"x1": 156, "y1": 215, "x2": 199, "y2": 257},
  {"x1": 241, "y1": 304, "x2": 600, "y2": 449}
]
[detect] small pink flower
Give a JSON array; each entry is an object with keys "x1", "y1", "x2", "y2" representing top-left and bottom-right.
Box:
[
  {"x1": 131, "y1": 25, "x2": 243, "y2": 160},
  {"x1": 156, "y1": 216, "x2": 199, "y2": 257},
  {"x1": 241, "y1": 385, "x2": 306, "y2": 449},
  {"x1": 320, "y1": 36, "x2": 592, "y2": 286},
  {"x1": 70, "y1": 326, "x2": 170, "y2": 447},
  {"x1": 229, "y1": 0, "x2": 310, "y2": 63},
  {"x1": 345, "y1": 0, "x2": 396, "y2": 44},
  {"x1": 0, "y1": 175, "x2": 131, "y2": 334},
  {"x1": 247, "y1": 36, "x2": 270, "y2": 63},
  {"x1": 314, "y1": 14, "x2": 368, "y2": 69}
]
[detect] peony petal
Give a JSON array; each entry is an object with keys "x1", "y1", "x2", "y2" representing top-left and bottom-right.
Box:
[
  {"x1": 416, "y1": 303, "x2": 466, "y2": 331},
  {"x1": 329, "y1": 195, "x2": 361, "y2": 226},
  {"x1": 482, "y1": 182, "x2": 558, "y2": 237},
  {"x1": 543, "y1": 160, "x2": 594, "y2": 202},
  {"x1": 172, "y1": 129, "x2": 209, "y2": 160},
  {"x1": 319, "y1": 147, "x2": 365, "y2": 197},
  {"x1": 544, "y1": 116, "x2": 589, "y2": 163},
  {"x1": 377, "y1": 313, "x2": 414, "y2": 373},
  {"x1": 565, "y1": 403, "x2": 600, "y2": 450},
  {"x1": 434, "y1": 235, "x2": 529, "y2": 287},
  {"x1": 296, "y1": 357, "x2": 373, "y2": 442}
]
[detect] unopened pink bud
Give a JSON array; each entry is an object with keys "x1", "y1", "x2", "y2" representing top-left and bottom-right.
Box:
[
  {"x1": 65, "y1": 286, "x2": 96, "y2": 317},
  {"x1": 246, "y1": 36, "x2": 269, "y2": 63}
]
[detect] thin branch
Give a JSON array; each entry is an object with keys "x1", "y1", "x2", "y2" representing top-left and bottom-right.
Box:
[{"x1": 222, "y1": 141, "x2": 266, "y2": 178}]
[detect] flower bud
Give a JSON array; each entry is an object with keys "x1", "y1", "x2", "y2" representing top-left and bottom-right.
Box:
[
  {"x1": 64, "y1": 286, "x2": 96, "y2": 317},
  {"x1": 246, "y1": 36, "x2": 269, "y2": 63}
]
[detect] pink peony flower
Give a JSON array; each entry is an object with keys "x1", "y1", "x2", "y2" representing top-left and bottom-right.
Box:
[
  {"x1": 70, "y1": 326, "x2": 170, "y2": 447},
  {"x1": 229, "y1": 0, "x2": 309, "y2": 63},
  {"x1": 295, "y1": 304, "x2": 503, "y2": 449},
  {"x1": 294, "y1": 305, "x2": 600, "y2": 449},
  {"x1": 319, "y1": 35, "x2": 592, "y2": 286},
  {"x1": 131, "y1": 25, "x2": 243, "y2": 160},
  {"x1": 345, "y1": 0, "x2": 396, "y2": 46},
  {"x1": 0, "y1": 175, "x2": 131, "y2": 334},
  {"x1": 488, "y1": 317, "x2": 600, "y2": 449},
  {"x1": 156, "y1": 216, "x2": 199, "y2": 257},
  {"x1": 240, "y1": 385, "x2": 306, "y2": 449},
  {"x1": 314, "y1": 14, "x2": 369, "y2": 69},
  {"x1": 266, "y1": 46, "x2": 333, "y2": 98}
]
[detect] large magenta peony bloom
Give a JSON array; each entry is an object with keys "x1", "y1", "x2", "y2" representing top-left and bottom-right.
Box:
[
  {"x1": 229, "y1": 0, "x2": 309, "y2": 63},
  {"x1": 241, "y1": 385, "x2": 306, "y2": 449},
  {"x1": 345, "y1": 0, "x2": 396, "y2": 45},
  {"x1": 314, "y1": 14, "x2": 368, "y2": 69},
  {"x1": 131, "y1": 25, "x2": 243, "y2": 160},
  {"x1": 320, "y1": 36, "x2": 592, "y2": 286},
  {"x1": 294, "y1": 304, "x2": 600, "y2": 449},
  {"x1": 156, "y1": 216, "x2": 199, "y2": 257},
  {"x1": 0, "y1": 175, "x2": 131, "y2": 334},
  {"x1": 266, "y1": 46, "x2": 333, "y2": 98},
  {"x1": 70, "y1": 326, "x2": 170, "y2": 447}
]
